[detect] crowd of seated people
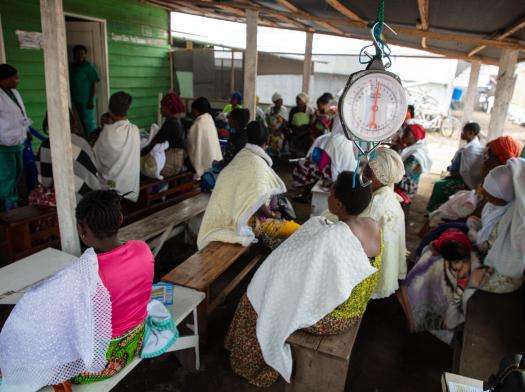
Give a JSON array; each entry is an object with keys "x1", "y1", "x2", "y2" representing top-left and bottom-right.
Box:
[{"x1": 2, "y1": 77, "x2": 525, "y2": 391}]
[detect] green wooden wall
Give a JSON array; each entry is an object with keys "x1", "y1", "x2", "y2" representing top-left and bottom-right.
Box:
[{"x1": 0, "y1": 0, "x2": 170, "y2": 133}]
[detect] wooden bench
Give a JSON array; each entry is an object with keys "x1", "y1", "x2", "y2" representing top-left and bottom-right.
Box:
[
  {"x1": 122, "y1": 172, "x2": 199, "y2": 224},
  {"x1": 0, "y1": 205, "x2": 60, "y2": 264},
  {"x1": 161, "y1": 242, "x2": 263, "y2": 342},
  {"x1": 457, "y1": 289, "x2": 525, "y2": 381},
  {"x1": 285, "y1": 319, "x2": 362, "y2": 392},
  {"x1": 118, "y1": 193, "x2": 209, "y2": 256}
]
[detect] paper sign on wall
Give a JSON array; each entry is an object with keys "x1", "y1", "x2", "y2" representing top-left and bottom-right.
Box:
[{"x1": 16, "y1": 30, "x2": 43, "y2": 49}]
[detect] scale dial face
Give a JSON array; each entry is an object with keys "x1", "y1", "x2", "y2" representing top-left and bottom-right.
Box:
[{"x1": 340, "y1": 72, "x2": 407, "y2": 142}]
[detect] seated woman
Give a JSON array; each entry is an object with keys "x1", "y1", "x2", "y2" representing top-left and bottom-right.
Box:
[
  {"x1": 482, "y1": 135, "x2": 523, "y2": 177},
  {"x1": 471, "y1": 157, "x2": 525, "y2": 294},
  {"x1": 141, "y1": 93, "x2": 186, "y2": 179},
  {"x1": 225, "y1": 172, "x2": 381, "y2": 387},
  {"x1": 362, "y1": 147, "x2": 407, "y2": 298},
  {"x1": 197, "y1": 121, "x2": 299, "y2": 250},
  {"x1": 30, "y1": 110, "x2": 101, "y2": 206},
  {"x1": 309, "y1": 93, "x2": 335, "y2": 141},
  {"x1": 219, "y1": 108, "x2": 250, "y2": 168},
  {"x1": 395, "y1": 123, "x2": 432, "y2": 201},
  {"x1": 94, "y1": 91, "x2": 141, "y2": 201},
  {"x1": 426, "y1": 122, "x2": 484, "y2": 212},
  {"x1": 398, "y1": 229, "x2": 485, "y2": 344},
  {"x1": 186, "y1": 97, "x2": 223, "y2": 180},
  {"x1": 292, "y1": 115, "x2": 356, "y2": 202},
  {"x1": 222, "y1": 91, "x2": 243, "y2": 115},
  {"x1": 288, "y1": 92, "x2": 314, "y2": 156},
  {"x1": 265, "y1": 92, "x2": 289, "y2": 156},
  {"x1": 0, "y1": 190, "x2": 154, "y2": 389}
]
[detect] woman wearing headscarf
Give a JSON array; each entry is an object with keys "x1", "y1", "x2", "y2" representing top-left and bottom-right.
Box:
[
  {"x1": 0, "y1": 64, "x2": 32, "y2": 211},
  {"x1": 225, "y1": 172, "x2": 381, "y2": 387},
  {"x1": 309, "y1": 93, "x2": 335, "y2": 141},
  {"x1": 398, "y1": 229, "x2": 485, "y2": 344},
  {"x1": 186, "y1": 97, "x2": 222, "y2": 180},
  {"x1": 288, "y1": 92, "x2": 314, "y2": 156},
  {"x1": 426, "y1": 122, "x2": 484, "y2": 212},
  {"x1": 395, "y1": 123, "x2": 432, "y2": 200},
  {"x1": 266, "y1": 92, "x2": 289, "y2": 156},
  {"x1": 141, "y1": 93, "x2": 187, "y2": 179},
  {"x1": 222, "y1": 91, "x2": 243, "y2": 115},
  {"x1": 470, "y1": 158, "x2": 525, "y2": 293},
  {"x1": 292, "y1": 115, "x2": 356, "y2": 202},
  {"x1": 482, "y1": 135, "x2": 523, "y2": 177}
]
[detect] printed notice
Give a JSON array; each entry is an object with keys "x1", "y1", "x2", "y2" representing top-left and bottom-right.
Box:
[{"x1": 442, "y1": 373, "x2": 484, "y2": 392}]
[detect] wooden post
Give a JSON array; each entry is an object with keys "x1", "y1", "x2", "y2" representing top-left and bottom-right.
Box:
[
  {"x1": 302, "y1": 31, "x2": 313, "y2": 95},
  {"x1": 40, "y1": 0, "x2": 81, "y2": 256},
  {"x1": 230, "y1": 50, "x2": 235, "y2": 93},
  {"x1": 243, "y1": 9, "x2": 258, "y2": 121},
  {"x1": 461, "y1": 61, "x2": 481, "y2": 126},
  {"x1": 0, "y1": 15, "x2": 5, "y2": 63},
  {"x1": 488, "y1": 49, "x2": 518, "y2": 140}
]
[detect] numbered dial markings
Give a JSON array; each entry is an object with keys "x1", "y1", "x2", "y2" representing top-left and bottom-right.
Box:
[{"x1": 340, "y1": 72, "x2": 407, "y2": 142}]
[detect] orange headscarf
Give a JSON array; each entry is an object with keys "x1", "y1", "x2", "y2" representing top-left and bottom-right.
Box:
[{"x1": 487, "y1": 136, "x2": 523, "y2": 165}]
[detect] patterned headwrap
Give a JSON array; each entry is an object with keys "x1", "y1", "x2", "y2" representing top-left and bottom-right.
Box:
[
  {"x1": 296, "y1": 92, "x2": 309, "y2": 105},
  {"x1": 433, "y1": 229, "x2": 472, "y2": 253},
  {"x1": 369, "y1": 147, "x2": 405, "y2": 186},
  {"x1": 161, "y1": 93, "x2": 185, "y2": 115},
  {"x1": 407, "y1": 123, "x2": 426, "y2": 141},
  {"x1": 231, "y1": 91, "x2": 242, "y2": 104},
  {"x1": 487, "y1": 136, "x2": 523, "y2": 165}
]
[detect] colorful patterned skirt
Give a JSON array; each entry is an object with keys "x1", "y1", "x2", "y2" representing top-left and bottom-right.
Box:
[
  {"x1": 71, "y1": 323, "x2": 145, "y2": 384},
  {"x1": 225, "y1": 293, "x2": 360, "y2": 387}
]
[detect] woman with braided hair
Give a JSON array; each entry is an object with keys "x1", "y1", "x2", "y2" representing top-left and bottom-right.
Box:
[{"x1": 72, "y1": 190, "x2": 154, "y2": 383}]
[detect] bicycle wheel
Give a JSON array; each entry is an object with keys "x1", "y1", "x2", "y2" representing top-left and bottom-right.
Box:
[{"x1": 440, "y1": 116, "x2": 461, "y2": 137}]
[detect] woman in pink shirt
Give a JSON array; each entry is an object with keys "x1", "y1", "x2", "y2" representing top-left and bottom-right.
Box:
[{"x1": 73, "y1": 190, "x2": 154, "y2": 384}]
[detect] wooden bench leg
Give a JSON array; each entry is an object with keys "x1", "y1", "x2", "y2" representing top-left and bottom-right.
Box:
[
  {"x1": 285, "y1": 345, "x2": 349, "y2": 392},
  {"x1": 197, "y1": 291, "x2": 209, "y2": 346}
]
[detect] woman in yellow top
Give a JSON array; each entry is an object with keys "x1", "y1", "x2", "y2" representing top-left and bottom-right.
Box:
[{"x1": 225, "y1": 171, "x2": 382, "y2": 387}]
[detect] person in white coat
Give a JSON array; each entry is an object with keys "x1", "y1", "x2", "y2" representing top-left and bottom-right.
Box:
[{"x1": 0, "y1": 64, "x2": 32, "y2": 211}]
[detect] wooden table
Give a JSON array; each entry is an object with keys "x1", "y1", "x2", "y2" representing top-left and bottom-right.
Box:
[{"x1": 0, "y1": 247, "x2": 76, "y2": 305}]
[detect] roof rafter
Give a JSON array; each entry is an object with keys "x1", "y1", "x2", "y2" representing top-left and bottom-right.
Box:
[
  {"x1": 274, "y1": 0, "x2": 345, "y2": 35},
  {"x1": 469, "y1": 15, "x2": 525, "y2": 57},
  {"x1": 324, "y1": 0, "x2": 365, "y2": 23},
  {"x1": 417, "y1": 0, "x2": 429, "y2": 48}
]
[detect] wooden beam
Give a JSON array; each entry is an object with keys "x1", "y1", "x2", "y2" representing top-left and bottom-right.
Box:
[
  {"x1": 243, "y1": 9, "x2": 258, "y2": 121},
  {"x1": 302, "y1": 31, "x2": 313, "y2": 94},
  {"x1": 417, "y1": 0, "x2": 429, "y2": 48},
  {"x1": 0, "y1": 15, "x2": 5, "y2": 63},
  {"x1": 275, "y1": 0, "x2": 344, "y2": 35},
  {"x1": 469, "y1": 15, "x2": 525, "y2": 57},
  {"x1": 39, "y1": 0, "x2": 81, "y2": 256},
  {"x1": 171, "y1": 0, "x2": 525, "y2": 51},
  {"x1": 461, "y1": 61, "x2": 481, "y2": 126},
  {"x1": 325, "y1": 0, "x2": 365, "y2": 22},
  {"x1": 488, "y1": 49, "x2": 518, "y2": 139}
]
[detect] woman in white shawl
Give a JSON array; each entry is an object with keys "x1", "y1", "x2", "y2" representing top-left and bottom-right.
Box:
[
  {"x1": 197, "y1": 122, "x2": 299, "y2": 250},
  {"x1": 186, "y1": 97, "x2": 222, "y2": 180},
  {"x1": 361, "y1": 147, "x2": 407, "y2": 298},
  {"x1": 94, "y1": 91, "x2": 140, "y2": 202},
  {"x1": 470, "y1": 158, "x2": 525, "y2": 293},
  {"x1": 292, "y1": 115, "x2": 356, "y2": 201},
  {"x1": 225, "y1": 172, "x2": 381, "y2": 387},
  {"x1": 396, "y1": 123, "x2": 432, "y2": 200},
  {"x1": 426, "y1": 122, "x2": 484, "y2": 212}
]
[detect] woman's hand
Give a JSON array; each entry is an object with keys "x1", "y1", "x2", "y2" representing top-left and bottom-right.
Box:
[{"x1": 469, "y1": 267, "x2": 493, "y2": 288}]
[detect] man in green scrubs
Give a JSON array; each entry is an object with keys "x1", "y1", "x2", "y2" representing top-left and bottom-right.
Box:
[{"x1": 70, "y1": 45, "x2": 100, "y2": 134}]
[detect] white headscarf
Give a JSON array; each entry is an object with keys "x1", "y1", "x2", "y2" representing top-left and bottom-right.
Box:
[
  {"x1": 481, "y1": 158, "x2": 525, "y2": 278},
  {"x1": 296, "y1": 92, "x2": 309, "y2": 105},
  {"x1": 271, "y1": 92, "x2": 282, "y2": 103},
  {"x1": 369, "y1": 147, "x2": 405, "y2": 186}
]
